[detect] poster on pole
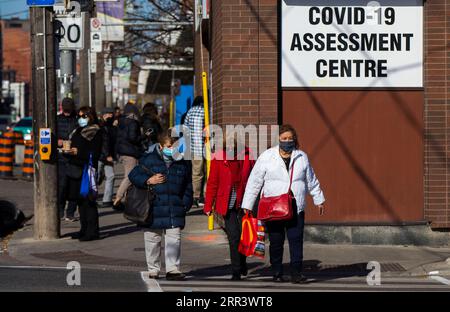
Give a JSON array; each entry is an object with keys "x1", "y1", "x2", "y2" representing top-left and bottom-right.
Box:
[
  {"x1": 281, "y1": 0, "x2": 423, "y2": 88},
  {"x1": 115, "y1": 56, "x2": 131, "y2": 89},
  {"x1": 97, "y1": 0, "x2": 125, "y2": 42}
]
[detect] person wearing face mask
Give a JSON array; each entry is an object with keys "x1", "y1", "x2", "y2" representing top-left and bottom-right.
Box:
[
  {"x1": 98, "y1": 108, "x2": 118, "y2": 208},
  {"x1": 66, "y1": 107, "x2": 103, "y2": 241},
  {"x1": 203, "y1": 132, "x2": 255, "y2": 280},
  {"x1": 241, "y1": 124, "x2": 325, "y2": 284},
  {"x1": 129, "y1": 128, "x2": 193, "y2": 281}
]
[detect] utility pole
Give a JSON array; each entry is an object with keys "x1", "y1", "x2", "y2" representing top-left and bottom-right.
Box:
[
  {"x1": 79, "y1": 0, "x2": 94, "y2": 107},
  {"x1": 30, "y1": 6, "x2": 60, "y2": 240}
]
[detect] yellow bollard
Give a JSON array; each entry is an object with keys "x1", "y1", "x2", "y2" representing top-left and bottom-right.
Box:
[{"x1": 208, "y1": 214, "x2": 214, "y2": 231}]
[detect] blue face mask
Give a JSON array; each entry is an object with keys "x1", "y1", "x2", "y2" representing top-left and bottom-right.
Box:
[
  {"x1": 78, "y1": 117, "x2": 89, "y2": 128},
  {"x1": 162, "y1": 147, "x2": 173, "y2": 158},
  {"x1": 279, "y1": 140, "x2": 296, "y2": 153}
]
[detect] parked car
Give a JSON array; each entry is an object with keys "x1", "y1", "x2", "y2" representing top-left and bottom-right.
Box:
[{"x1": 13, "y1": 117, "x2": 33, "y2": 141}]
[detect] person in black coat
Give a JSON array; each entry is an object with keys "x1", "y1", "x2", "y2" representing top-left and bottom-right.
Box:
[
  {"x1": 98, "y1": 108, "x2": 118, "y2": 208},
  {"x1": 57, "y1": 97, "x2": 79, "y2": 221},
  {"x1": 113, "y1": 103, "x2": 143, "y2": 210},
  {"x1": 129, "y1": 128, "x2": 193, "y2": 280},
  {"x1": 141, "y1": 102, "x2": 162, "y2": 151},
  {"x1": 66, "y1": 107, "x2": 103, "y2": 241}
]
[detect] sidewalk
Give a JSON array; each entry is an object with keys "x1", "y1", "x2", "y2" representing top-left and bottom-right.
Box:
[
  {"x1": 2, "y1": 168, "x2": 450, "y2": 280},
  {"x1": 4, "y1": 205, "x2": 450, "y2": 279}
]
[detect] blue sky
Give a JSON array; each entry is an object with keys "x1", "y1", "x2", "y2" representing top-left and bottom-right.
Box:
[{"x1": 0, "y1": 0, "x2": 29, "y2": 19}]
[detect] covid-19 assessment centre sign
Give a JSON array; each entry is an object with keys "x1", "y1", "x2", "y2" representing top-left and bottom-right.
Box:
[{"x1": 281, "y1": 0, "x2": 423, "y2": 88}]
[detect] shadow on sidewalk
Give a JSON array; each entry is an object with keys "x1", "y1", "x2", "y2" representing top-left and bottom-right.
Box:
[
  {"x1": 61, "y1": 222, "x2": 141, "y2": 240},
  {"x1": 186, "y1": 209, "x2": 206, "y2": 216},
  {"x1": 249, "y1": 260, "x2": 371, "y2": 283}
]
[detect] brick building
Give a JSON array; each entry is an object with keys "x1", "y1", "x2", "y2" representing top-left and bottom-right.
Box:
[
  {"x1": 0, "y1": 18, "x2": 31, "y2": 115},
  {"x1": 194, "y1": 0, "x2": 450, "y2": 234}
]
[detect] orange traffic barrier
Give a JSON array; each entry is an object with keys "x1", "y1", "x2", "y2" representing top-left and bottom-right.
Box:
[
  {"x1": 0, "y1": 133, "x2": 14, "y2": 177},
  {"x1": 13, "y1": 131, "x2": 24, "y2": 145},
  {"x1": 22, "y1": 140, "x2": 34, "y2": 179}
]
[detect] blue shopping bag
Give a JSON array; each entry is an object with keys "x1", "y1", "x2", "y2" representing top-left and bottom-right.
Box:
[{"x1": 80, "y1": 153, "x2": 97, "y2": 200}]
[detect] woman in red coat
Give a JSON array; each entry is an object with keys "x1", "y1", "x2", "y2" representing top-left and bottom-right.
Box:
[{"x1": 204, "y1": 139, "x2": 255, "y2": 280}]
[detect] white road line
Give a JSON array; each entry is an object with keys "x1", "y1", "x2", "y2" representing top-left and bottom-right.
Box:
[
  {"x1": 429, "y1": 276, "x2": 450, "y2": 286},
  {"x1": 0, "y1": 265, "x2": 67, "y2": 270},
  {"x1": 140, "y1": 272, "x2": 163, "y2": 292}
]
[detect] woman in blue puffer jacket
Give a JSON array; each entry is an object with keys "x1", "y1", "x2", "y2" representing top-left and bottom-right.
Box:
[{"x1": 129, "y1": 128, "x2": 193, "y2": 281}]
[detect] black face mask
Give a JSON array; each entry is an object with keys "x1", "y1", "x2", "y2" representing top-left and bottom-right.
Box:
[{"x1": 279, "y1": 140, "x2": 296, "y2": 153}]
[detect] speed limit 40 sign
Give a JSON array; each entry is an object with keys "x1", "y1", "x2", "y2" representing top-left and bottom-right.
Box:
[{"x1": 55, "y1": 13, "x2": 85, "y2": 50}]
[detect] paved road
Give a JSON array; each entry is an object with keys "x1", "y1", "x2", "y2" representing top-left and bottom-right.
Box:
[
  {"x1": 0, "y1": 265, "x2": 449, "y2": 292},
  {"x1": 0, "y1": 266, "x2": 147, "y2": 292}
]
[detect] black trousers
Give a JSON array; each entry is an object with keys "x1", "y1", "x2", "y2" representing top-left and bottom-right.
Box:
[
  {"x1": 266, "y1": 211, "x2": 305, "y2": 276},
  {"x1": 58, "y1": 159, "x2": 77, "y2": 218},
  {"x1": 224, "y1": 209, "x2": 247, "y2": 275},
  {"x1": 78, "y1": 199, "x2": 99, "y2": 239}
]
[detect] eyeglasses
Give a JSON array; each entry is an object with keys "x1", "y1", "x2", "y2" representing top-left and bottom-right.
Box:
[{"x1": 78, "y1": 114, "x2": 89, "y2": 119}]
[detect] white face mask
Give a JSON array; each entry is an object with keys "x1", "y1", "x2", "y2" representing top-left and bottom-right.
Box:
[{"x1": 78, "y1": 117, "x2": 89, "y2": 127}]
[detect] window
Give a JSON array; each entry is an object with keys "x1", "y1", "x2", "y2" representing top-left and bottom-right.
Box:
[{"x1": 16, "y1": 119, "x2": 32, "y2": 127}]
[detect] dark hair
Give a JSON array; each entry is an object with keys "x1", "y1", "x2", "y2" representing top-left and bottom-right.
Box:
[
  {"x1": 143, "y1": 102, "x2": 159, "y2": 118},
  {"x1": 61, "y1": 97, "x2": 75, "y2": 113},
  {"x1": 192, "y1": 96, "x2": 203, "y2": 107},
  {"x1": 78, "y1": 106, "x2": 99, "y2": 125},
  {"x1": 158, "y1": 128, "x2": 179, "y2": 145},
  {"x1": 279, "y1": 124, "x2": 299, "y2": 148}
]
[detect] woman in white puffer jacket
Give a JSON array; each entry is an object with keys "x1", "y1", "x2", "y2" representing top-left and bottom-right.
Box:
[{"x1": 241, "y1": 124, "x2": 325, "y2": 284}]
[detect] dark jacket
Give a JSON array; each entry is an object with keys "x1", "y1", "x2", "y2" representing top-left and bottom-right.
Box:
[
  {"x1": 67, "y1": 126, "x2": 103, "y2": 201},
  {"x1": 128, "y1": 149, "x2": 193, "y2": 230},
  {"x1": 100, "y1": 120, "x2": 118, "y2": 163},
  {"x1": 115, "y1": 115, "x2": 143, "y2": 159},
  {"x1": 57, "y1": 113, "x2": 78, "y2": 140},
  {"x1": 57, "y1": 113, "x2": 78, "y2": 163}
]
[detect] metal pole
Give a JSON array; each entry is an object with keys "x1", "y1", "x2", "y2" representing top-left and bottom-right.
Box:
[
  {"x1": 59, "y1": 50, "x2": 74, "y2": 101},
  {"x1": 43, "y1": 7, "x2": 48, "y2": 127},
  {"x1": 88, "y1": 51, "x2": 92, "y2": 107}
]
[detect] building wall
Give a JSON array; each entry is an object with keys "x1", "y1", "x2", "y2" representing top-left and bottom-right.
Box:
[
  {"x1": 424, "y1": 0, "x2": 450, "y2": 228},
  {"x1": 1, "y1": 19, "x2": 31, "y2": 84},
  {"x1": 197, "y1": 0, "x2": 450, "y2": 227},
  {"x1": 1, "y1": 19, "x2": 31, "y2": 116},
  {"x1": 209, "y1": 0, "x2": 278, "y2": 126}
]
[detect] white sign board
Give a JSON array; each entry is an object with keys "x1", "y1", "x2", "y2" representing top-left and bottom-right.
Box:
[
  {"x1": 91, "y1": 31, "x2": 103, "y2": 52},
  {"x1": 282, "y1": 0, "x2": 423, "y2": 88},
  {"x1": 56, "y1": 13, "x2": 85, "y2": 50},
  {"x1": 39, "y1": 128, "x2": 51, "y2": 145}
]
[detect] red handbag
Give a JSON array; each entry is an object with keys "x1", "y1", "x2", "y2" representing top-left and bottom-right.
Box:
[{"x1": 257, "y1": 160, "x2": 295, "y2": 222}]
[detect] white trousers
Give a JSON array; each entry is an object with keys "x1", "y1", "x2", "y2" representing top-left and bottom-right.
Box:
[{"x1": 144, "y1": 228, "x2": 181, "y2": 274}]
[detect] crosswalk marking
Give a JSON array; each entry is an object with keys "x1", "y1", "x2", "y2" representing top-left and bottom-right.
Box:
[
  {"x1": 140, "y1": 272, "x2": 163, "y2": 292},
  {"x1": 152, "y1": 275, "x2": 450, "y2": 292}
]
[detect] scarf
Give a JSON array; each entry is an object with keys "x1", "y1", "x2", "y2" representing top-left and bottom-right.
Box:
[{"x1": 80, "y1": 124, "x2": 100, "y2": 141}]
